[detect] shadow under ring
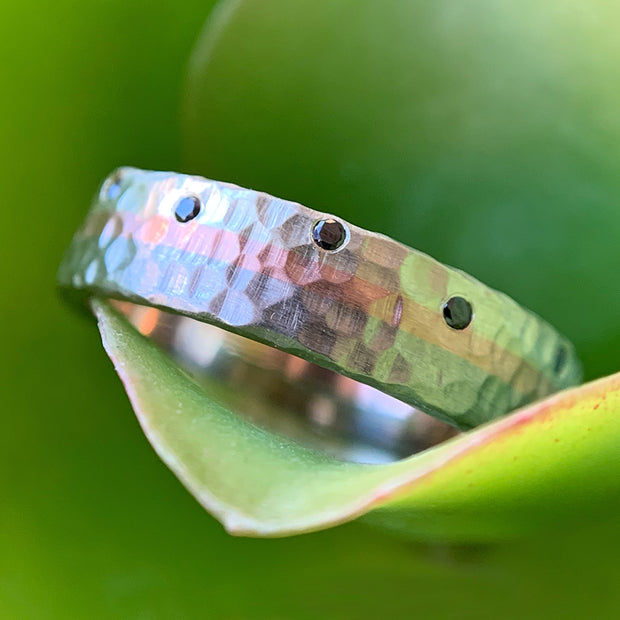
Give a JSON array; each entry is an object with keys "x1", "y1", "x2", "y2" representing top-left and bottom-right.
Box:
[{"x1": 114, "y1": 301, "x2": 459, "y2": 464}]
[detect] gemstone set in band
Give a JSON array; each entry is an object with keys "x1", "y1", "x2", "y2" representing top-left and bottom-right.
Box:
[{"x1": 58, "y1": 167, "x2": 582, "y2": 460}]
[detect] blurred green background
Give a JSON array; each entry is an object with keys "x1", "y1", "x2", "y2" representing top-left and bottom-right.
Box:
[{"x1": 2, "y1": 1, "x2": 619, "y2": 618}]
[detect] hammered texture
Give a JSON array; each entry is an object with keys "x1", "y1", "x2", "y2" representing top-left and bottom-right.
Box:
[{"x1": 58, "y1": 168, "x2": 582, "y2": 429}]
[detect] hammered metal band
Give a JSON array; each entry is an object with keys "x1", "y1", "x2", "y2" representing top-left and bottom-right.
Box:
[{"x1": 58, "y1": 167, "x2": 582, "y2": 432}]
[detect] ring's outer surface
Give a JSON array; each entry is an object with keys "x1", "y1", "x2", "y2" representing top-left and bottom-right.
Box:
[{"x1": 58, "y1": 167, "x2": 582, "y2": 430}]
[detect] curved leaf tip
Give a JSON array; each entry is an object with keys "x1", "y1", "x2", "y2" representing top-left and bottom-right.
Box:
[{"x1": 93, "y1": 299, "x2": 620, "y2": 540}]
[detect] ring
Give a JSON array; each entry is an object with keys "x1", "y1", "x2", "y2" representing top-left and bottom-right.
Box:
[{"x1": 58, "y1": 167, "x2": 582, "y2": 460}]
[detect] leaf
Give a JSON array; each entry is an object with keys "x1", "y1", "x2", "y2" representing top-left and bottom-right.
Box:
[{"x1": 93, "y1": 299, "x2": 620, "y2": 540}]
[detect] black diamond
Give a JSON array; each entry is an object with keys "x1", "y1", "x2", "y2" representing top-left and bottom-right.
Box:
[
  {"x1": 175, "y1": 196, "x2": 201, "y2": 223},
  {"x1": 443, "y1": 296, "x2": 473, "y2": 330},
  {"x1": 312, "y1": 218, "x2": 347, "y2": 251}
]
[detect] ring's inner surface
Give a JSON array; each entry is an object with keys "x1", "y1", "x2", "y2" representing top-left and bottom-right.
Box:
[{"x1": 113, "y1": 301, "x2": 459, "y2": 464}]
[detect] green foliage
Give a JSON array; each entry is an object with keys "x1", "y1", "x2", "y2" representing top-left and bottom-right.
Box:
[
  {"x1": 2, "y1": 0, "x2": 620, "y2": 618},
  {"x1": 185, "y1": 0, "x2": 620, "y2": 382}
]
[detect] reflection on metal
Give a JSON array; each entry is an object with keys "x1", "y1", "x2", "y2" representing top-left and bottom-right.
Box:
[
  {"x1": 116, "y1": 301, "x2": 458, "y2": 463},
  {"x1": 58, "y1": 167, "x2": 582, "y2": 451}
]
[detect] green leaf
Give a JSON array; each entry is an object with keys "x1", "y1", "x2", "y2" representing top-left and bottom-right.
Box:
[{"x1": 93, "y1": 298, "x2": 620, "y2": 540}]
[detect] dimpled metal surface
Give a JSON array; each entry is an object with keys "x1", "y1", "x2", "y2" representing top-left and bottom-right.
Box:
[{"x1": 58, "y1": 168, "x2": 582, "y2": 429}]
